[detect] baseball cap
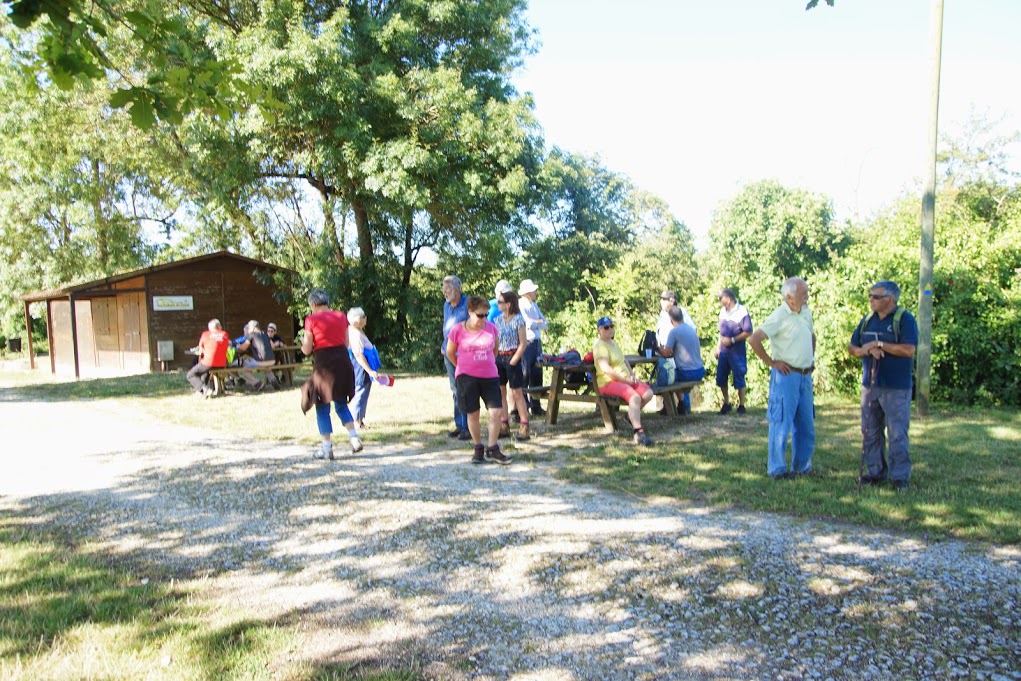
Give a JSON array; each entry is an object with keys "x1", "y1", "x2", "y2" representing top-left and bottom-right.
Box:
[{"x1": 597, "y1": 316, "x2": 614, "y2": 329}]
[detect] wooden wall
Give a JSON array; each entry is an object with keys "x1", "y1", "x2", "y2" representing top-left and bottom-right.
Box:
[{"x1": 147, "y1": 256, "x2": 292, "y2": 372}]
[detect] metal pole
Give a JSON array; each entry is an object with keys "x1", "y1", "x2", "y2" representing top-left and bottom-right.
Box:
[{"x1": 916, "y1": 0, "x2": 944, "y2": 416}]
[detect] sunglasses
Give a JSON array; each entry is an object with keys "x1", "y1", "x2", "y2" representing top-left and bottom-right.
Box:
[
  {"x1": 869, "y1": 293, "x2": 891, "y2": 300},
  {"x1": 600, "y1": 324, "x2": 614, "y2": 329}
]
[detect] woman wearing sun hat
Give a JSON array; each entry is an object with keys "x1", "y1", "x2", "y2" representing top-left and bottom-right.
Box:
[{"x1": 517, "y1": 278, "x2": 548, "y2": 417}]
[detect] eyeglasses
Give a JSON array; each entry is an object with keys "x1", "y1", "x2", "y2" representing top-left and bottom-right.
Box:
[
  {"x1": 869, "y1": 293, "x2": 890, "y2": 300},
  {"x1": 660, "y1": 297, "x2": 672, "y2": 301},
  {"x1": 497, "y1": 299, "x2": 507, "y2": 305}
]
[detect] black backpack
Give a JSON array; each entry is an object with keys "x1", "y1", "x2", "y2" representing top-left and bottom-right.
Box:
[{"x1": 638, "y1": 329, "x2": 658, "y2": 355}]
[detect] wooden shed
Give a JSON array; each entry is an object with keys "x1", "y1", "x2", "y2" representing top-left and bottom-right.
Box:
[{"x1": 19, "y1": 251, "x2": 296, "y2": 378}]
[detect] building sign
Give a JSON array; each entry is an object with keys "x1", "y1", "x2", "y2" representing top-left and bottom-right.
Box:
[{"x1": 152, "y1": 295, "x2": 194, "y2": 311}]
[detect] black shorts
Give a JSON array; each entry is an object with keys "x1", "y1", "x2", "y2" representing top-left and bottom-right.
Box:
[
  {"x1": 495, "y1": 354, "x2": 524, "y2": 389},
  {"x1": 456, "y1": 374, "x2": 503, "y2": 414}
]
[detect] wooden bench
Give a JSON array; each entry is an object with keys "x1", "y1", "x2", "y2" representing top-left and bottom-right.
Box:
[
  {"x1": 596, "y1": 381, "x2": 700, "y2": 432},
  {"x1": 535, "y1": 355, "x2": 702, "y2": 433},
  {"x1": 207, "y1": 362, "x2": 305, "y2": 395}
]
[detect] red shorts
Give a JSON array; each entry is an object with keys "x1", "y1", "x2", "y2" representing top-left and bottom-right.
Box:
[{"x1": 598, "y1": 380, "x2": 651, "y2": 403}]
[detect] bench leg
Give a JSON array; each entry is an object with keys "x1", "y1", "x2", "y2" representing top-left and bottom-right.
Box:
[
  {"x1": 597, "y1": 399, "x2": 618, "y2": 434},
  {"x1": 547, "y1": 367, "x2": 565, "y2": 425},
  {"x1": 663, "y1": 392, "x2": 678, "y2": 416},
  {"x1": 212, "y1": 374, "x2": 222, "y2": 396}
]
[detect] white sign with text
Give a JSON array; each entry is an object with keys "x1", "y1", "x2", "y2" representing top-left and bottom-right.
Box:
[{"x1": 152, "y1": 295, "x2": 194, "y2": 311}]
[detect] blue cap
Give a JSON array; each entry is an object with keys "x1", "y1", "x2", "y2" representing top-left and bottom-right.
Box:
[{"x1": 597, "y1": 316, "x2": 614, "y2": 329}]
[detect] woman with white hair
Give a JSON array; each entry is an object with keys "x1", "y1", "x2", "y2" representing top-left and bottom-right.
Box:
[{"x1": 347, "y1": 306, "x2": 380, "y2": 430}]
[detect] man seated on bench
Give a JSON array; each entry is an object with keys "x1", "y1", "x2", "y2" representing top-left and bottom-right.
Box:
[
  {"x1": 593, "y1": 316, "x2": 654, "y2": 446},
  {"x1": 186, "y1": 319, "x2": 229, "y2": 398},
  {"x1": 236, "y1": 320, "x2": 280, "y2": 391},
  {"x1": 662, "y1": 305, "x2": 706, "y2": 413}
]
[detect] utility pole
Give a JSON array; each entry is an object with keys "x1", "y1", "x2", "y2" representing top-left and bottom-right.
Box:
[{"x1": 916, "y1": 0, "x2": 943, "y2": 416}]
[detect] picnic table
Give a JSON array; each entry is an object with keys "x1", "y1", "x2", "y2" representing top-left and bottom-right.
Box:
[
  {"x1": 205, "y1": 344, "x2": 306, "y2": 395},
  {"x1": 528, "y1": 354, "x2": 700, "y2": 433}
]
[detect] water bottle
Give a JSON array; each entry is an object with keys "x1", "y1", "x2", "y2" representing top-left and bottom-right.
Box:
[{"x1": 375, "y1": 373, "x2": 394, "y2": 387}]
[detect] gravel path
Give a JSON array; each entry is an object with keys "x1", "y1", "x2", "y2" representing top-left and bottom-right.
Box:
[{"x1": 2, "y1": 400, "x2": 1019, "y2": 680}]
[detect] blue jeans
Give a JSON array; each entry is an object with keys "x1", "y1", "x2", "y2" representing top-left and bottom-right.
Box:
[
  {"x1": 767, "y1": 369, "x2": 815, "y2": 476},
  {"x1": 675, "y1": 367, "x2": 705, "y2": 411},
  {"x1": 315, "y1": 401, "x2": 354, "y2": 435},
  {"x1": 444, "y1": 354, "x2": 468, "y2": 430},
  {"x1": 861, "y1": 386, "x2": 912, "y2": 482},
  {"x1": 350, "y1": 359, "x2": 372, "y2": 422}
]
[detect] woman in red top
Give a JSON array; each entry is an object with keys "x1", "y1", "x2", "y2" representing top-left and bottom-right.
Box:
[{"x1": 300, "y1": 289, "x2": 361, "y2": 460}]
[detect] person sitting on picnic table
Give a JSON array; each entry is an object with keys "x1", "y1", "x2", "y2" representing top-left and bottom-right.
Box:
[
  {"x1": 593, "y1": 316, "x2": 654, "y2": 446},
  {"x1": 266, "y1": 322, "x2": 285, "y2": 349},
  {"x1": 236, "y1": 320, "x2": 280, "y2": 391},
  {"x1": 186, "y1": 319, "x2": 230, "y2": 398}
]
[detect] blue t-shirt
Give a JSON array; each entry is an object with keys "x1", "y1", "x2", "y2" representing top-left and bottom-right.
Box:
[
  {"x1": 487, "y1": 297, "x2": 501, "y2": 323},
  {"x1": 666, "y1": 323, "x2": 704, "y2": 374},
  {"x1": 851, "y1": 309, "x2": 918, "y2": 390},
  {"x1": 442, "y1": 295, "x2": 469, "y2": 352}
]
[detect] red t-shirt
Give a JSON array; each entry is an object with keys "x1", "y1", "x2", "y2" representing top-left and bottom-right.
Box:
[
  {"x1": 304, "y1": 310, "x2": 349, "y2": 350},
  {"x1": 199, "y1": 329, "x2": 230, "y2": 367}
]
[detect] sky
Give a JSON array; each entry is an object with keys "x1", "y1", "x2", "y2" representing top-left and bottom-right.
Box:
[{"x1": 512, "y1": 0, "x2": 1021, "y2": 246}]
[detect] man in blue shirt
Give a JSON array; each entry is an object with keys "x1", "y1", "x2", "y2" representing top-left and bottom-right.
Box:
[
  {"x1": 849, "y1": 280, "x2": 918, "y2": 492},
  {"x1": 442, "y1": 275, "x2": 470, "y2": 439}
]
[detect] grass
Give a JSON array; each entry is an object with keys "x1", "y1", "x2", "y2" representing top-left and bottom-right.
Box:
[
  {"x1": 554, "y1": 398, "x2": 1021, "y2": 544},
  {"x1": 0, "y1": 521, "x2": 426, "y2": 680}
]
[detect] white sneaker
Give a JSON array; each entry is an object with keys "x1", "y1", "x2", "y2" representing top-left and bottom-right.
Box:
[
  {"x1": 313, "y1": 443, "x2": 334, "y2": 460},
  {"x1": 350, "y1": 435, "x2": 364, "y2": 453}
]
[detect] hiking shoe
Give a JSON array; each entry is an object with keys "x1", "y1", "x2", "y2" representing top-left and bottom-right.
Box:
[
  {"x1": 499, "y1": 422, "x2": 511, "y2": 439},
  {"x1": 350, "y1": 436, "x2": 364, "y2": 454},
  {"x1": 633, "y1": 431, "x2": 653, "y2": 446},
  {"x1": 770, "y1": 471, "x2": 794, "y2": 480},
  {"x1": 530, "y1": 404, "x2": 546, "y2": 417},
  {"x1": 858, "y1": 475, "x2": 885, "y2": 486},
  {"x1": 471, "y1": 444, "x2": 486, "y2": 464},
  {"x1": 892, "y1": 479, "x2": 909, "y2": 492},
  {"x1": 510, "y1": 410, "x2": 520, "y2": 424},
  {"x1": 736, "y1": 405, "x2": 746, "y2": 415},
  {"x1": 458, "y1": 429, "x2": 472, "y2": 441},
  {"x1": 515, "y1": 422, "x2": 531, "y2": 441},
  {"x1": 719, "y1": 403, "x2": 733, "y2": 415},
  {"x1": 448, "y1": 427, "x2": 463, "y2": 438},
  {"x1": 485, "y1": 444, "x2": 512, "y2": 465}
]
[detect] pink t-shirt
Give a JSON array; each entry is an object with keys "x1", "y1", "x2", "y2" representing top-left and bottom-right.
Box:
[{"x1": 448, "y1": 321, "x2": 499, "y2": 379}]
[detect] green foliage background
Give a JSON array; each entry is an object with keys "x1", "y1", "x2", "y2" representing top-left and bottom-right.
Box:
[{"x1": 1, "y1": 2, "x2": 1019, "y2": 405}]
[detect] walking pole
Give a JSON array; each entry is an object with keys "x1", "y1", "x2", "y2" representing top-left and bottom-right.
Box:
[{"x1": 858, "y1": 333, "x2": 880, "y2": 493}]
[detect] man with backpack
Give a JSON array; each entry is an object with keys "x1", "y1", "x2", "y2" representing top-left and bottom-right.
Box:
[{"x1": 849, "y1": 280, "x2": 918, "y2": 492}]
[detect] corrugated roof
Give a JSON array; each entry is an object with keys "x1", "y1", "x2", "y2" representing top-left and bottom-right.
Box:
[{"x1": 19, "y1": 250, "x2": 295, "y2": 302}]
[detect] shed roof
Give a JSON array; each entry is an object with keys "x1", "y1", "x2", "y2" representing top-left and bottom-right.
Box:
[{"x1": 19, "y1": 251, "x2": 294, "y2": 303}]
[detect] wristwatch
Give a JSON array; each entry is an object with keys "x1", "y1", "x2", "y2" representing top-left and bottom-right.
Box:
[{"x1": 877, "y1": 341, "x2": 884, "y2": 349}]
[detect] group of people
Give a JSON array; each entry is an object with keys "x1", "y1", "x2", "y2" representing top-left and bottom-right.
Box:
[
  {"x1": 723, "y1": 276, "x2": 917, "y2": 490},
  {"x1": 186, "y1": 319, "x2": 286, "y2": 397},
  {"x1": 437, "y1": 273, "x2": 917, "y2": 490},
  {"x1": 299, "y1": 290, "x2": 386, "y2": 460},
  {"x1": 441, "y1": 275, "x2": 550, "y2": 465},
  {"x1": 192, "y1": 276, "x2": 919, "y2": 490}
]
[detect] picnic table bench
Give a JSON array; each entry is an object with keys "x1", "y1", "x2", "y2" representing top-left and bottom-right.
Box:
[
  {"x1": 206, "y1": 345, "x2": 305, "y2": 396},
  {"x1": 529, "y1": 355, "x2": 702, "y2": 433}
]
